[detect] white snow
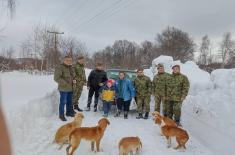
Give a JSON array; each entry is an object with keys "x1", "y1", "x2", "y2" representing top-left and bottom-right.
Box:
[{"x1": 0, "y1": 56, "x2": 234, "y2": 155}]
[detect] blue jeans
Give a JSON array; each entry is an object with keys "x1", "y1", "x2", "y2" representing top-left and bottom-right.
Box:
[
  {"x1": 59, "y1": 91, "x2": 73, "y2": 115},
  {"x1": 103, "y1": 101, "x2": 112, "y2": 115}
]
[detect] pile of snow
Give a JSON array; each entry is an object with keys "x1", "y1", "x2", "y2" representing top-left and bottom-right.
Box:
[
  {"x1": 150, "y1": 56, "x2": 235, "y2": 155},
  {"x1": 211, "y1": 69, "x2": 235, "y2": 89}
]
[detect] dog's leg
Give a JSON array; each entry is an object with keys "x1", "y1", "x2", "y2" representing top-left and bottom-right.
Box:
[
  {"x1": 96, "y1": 139, "x2": 101, "y2": 152},
  {"x1": 136, "y1": 146, "x2": 141, "y2": 155},
  {"x1": 130, "y1": 150, "x2": 134, "y2": 155},
  {"x1": 58, "y1": 143, "x2": 64, "y2": 150},
  {"x1": 66, "y1": 144, "x2": 71, "y2": 155},
  {"x1": 166, "y1": 136, "x2": 171, "y2": 148},
  {"x1": 174, "y1": 137, "x2": 181, "y2": 150},
  {"x1": 91, "y1": 141, "x2": 95, "y2": 151},
  {"x1": 182, "y1": 142, "x2": 187, "y2": 150},
  {"x1": 69, "y1": 142, "x2": 79, "y2": 155}
]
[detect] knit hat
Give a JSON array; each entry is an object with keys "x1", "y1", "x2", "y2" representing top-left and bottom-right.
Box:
[
  {"x1": 107, "y1": 79, "x2": 113, "y2": 85},
  {"x1": 157, "y1": 63, "x2": 164, "y2": 69},
  {"x1": 172, "y1": 64, "x2": 180, "y2": 69}
]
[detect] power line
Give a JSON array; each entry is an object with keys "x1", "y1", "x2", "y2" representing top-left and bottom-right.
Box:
[
  {"x1": 68, "y1": 0, "x2": 126, "y2": 33},
  {"x1": 53, "y1": 0, "x2": 89, "y2": 26},
  {"x1": 61, "y1": 0, "x2": 106, "y2": 29}
]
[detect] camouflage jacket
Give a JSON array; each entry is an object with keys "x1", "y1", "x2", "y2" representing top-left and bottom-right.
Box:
[
  {"x1": 152, "y1": 72, "x2": 171, "y2": 97},
  {"x1": 73, "y1": 63, "x2": 86, "y2": 86},
  {"x1": 167, "y1": 73, "x2": 190, "y2": 101},
  {"x1": 134, "y1": 75, "x2": 152, "y2": 97},
  {"x1": 54, "y1": 63, "x2": 75, "y2": 92}
]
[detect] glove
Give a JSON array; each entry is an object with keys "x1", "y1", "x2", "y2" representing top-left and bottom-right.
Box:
[{"x1": 99, "y1": 83, "x2": 104, "y2": 86}]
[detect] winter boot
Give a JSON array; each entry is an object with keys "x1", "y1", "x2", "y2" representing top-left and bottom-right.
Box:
[
  {"x1": 124, "y1": 111, "x2": 128, "y2": 119},
  {"x1": 94, "y1": 106, "x2": 97, "y2": 112},
  {"x1": 74, "y1": 105, "x2": 83, "y2": 112},
  {"x1": 86, "y1": 107, "x2": 91, "y2": 111},
  {"x1": 176, "y1": 122, "x2": 182, "y2": 127},
  {"x1": 59, "y1": 115, "x2": 67, "y2": 121},
  {"x1": 66, "y1": 113, "x2": 75, "y2": 117},
  {"x1": 136, "y1": 113, "x2": 143, "y2": 119},
  {"x1": 143, "y1": 112, "x2": 149, "y2": 119},
  {"x1": 114, "y1": 111, "x2": 121, "y2": 117}
]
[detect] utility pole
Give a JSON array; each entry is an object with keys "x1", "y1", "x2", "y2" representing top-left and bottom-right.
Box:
[
  {"x1": 46, "y1": 30, "x2": 64, "y2": 69},
  {"x1": 47, "y1": 30, "x2": 64, "y2": 52}
]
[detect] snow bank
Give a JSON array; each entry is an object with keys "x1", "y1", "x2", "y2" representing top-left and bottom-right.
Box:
[
  {"x1": 150, "y1": 56, "x2": 235, "y2": 155},
  {"x1": 1, "y1": 71, "x2": 57, "y2": 111},
  {"x1": 211, "y1": 68, "x2": 235, "y2": 89}
]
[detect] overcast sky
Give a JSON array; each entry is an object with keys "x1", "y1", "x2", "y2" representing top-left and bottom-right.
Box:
[{"x1": 1, "y1": 0, "x2": 235, "y2": 56}]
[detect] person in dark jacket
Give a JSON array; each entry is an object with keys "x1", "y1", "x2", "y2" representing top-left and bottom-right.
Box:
[
  {"x1": 114, "y1": 71, "x2": 135, "y2": 119},
  {"x1": 86, "y1": 62, "x2": 108, "y2": 112}
]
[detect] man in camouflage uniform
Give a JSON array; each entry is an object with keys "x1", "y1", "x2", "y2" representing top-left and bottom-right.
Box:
[
  {"x1": 152, "y1": 64, "x2": 171, "y2": 116},
  {"x1": 167, "y1": 65, "x2": 190, "y2": 126},
  {"x1": 54, "y1": 56, "x2": 76, "y2": 121},
  {"x1": 134, "y1": 68, "x2": 152, "y2": 119},
  {"x1": 72, "y1": 56, "x2": 86, "y2": 112}
]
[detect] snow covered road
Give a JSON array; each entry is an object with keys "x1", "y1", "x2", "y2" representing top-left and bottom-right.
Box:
[{"x1": 1, "y1": 71, "x2": 214, "y2": 155}]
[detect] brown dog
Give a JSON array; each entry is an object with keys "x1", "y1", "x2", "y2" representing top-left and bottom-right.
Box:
[
  {"x1": 161, "y1": 125, "x2": 189, "y2": 150},
  {"x1": 152, "y1": 111, "x2": 189, "y2": 149},
  {"x1": 66, "y1": 118, "x2": 110, "y2": 155},
  {"x1": 119, "y1": 136, "x2": 142, "y2": 155},
  {"x1": 54, "y1": 113, "x2": 84, "y2": 149},
  {"x1": 152, "y1": 111, "x2": 177, "y2": 127}
]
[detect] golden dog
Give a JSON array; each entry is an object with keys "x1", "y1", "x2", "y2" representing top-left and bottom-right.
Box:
[
  {"x1": 66, "y1": 118, "x2": 110, "y2": 155},
  {"x1": 119, "y1": 136, "x2": 142, "y2": 155},
  {"x1": 54, "y1": 113, "x2": 84, "y2": 149},
  {"x1": 161, "y1": 125, "x2": 189, "y2": 150}
]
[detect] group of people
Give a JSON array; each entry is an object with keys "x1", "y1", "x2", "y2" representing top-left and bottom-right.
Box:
[{"x1": 54, "y1": 55, "x2": 190, "y2": 126}]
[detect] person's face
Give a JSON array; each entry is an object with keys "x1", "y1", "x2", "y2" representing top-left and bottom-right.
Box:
[
  {"x1": 157, "y1": 67, "x2": 164, "y2": 73},
  {"x1": 78, "y1": 58, "x2": 85, "y2": 65},
  {"x1": 64, "y1": 58, "x2": 72, "y2": 66},
  {"x1": 119, "y1": 73, "x2": 125, "y2": 80},
  {"x1": 96, "y1": 65, "x2": 103, "y2": 70},
  {"x1": 137, "y1": 70, "x2": 144, "y2": 76},
  {"x1": 172, "y1": 66, "x2": 180, "y2": 74},
  {"x1": 107, "y1": 82, "x2": 112, "y2": 88}
]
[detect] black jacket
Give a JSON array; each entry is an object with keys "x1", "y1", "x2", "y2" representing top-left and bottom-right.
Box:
[{"x1": 87, "y1": 69, "x2": 108, "y2": 89}]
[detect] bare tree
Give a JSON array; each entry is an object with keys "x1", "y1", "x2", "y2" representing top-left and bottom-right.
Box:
[
  {"x1": 0, "y1": 0, "x2": 16, "y2": 18},
  {"x1": 219, "y1": 32, "x2": 235, "y2": 68},
  {"x1": 198, "y1": 35, "x2": 211, "y2": 65},
  {"x1": 155, "y1": 26, "x2": 195, "y2": 62},
  {"x1": 139, "y1": 41, "x2": 158, "y2": 68},
  {"x1": 60, "y1": 36, "x2": 88, "y2": 61}
]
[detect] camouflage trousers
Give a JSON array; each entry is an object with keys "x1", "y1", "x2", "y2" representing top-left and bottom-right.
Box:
[
  {"x1": 72, "y1": 84, "x2": 83, "y2": 106},
  {"x1": 154, "y1": 95, "x2": 168, "y2": 116},
  {"x1": 136, "y1": 96, "x2": 150, "y2": 113},
  {"x1": 167, "y1": 101, "x2": 182, "y2": 123}
]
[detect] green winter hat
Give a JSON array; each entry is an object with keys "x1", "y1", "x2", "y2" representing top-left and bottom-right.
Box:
[
  {"x1": 156, "y1": 63, "x2": 164, "y2": 69},
  {"x1": 172, "y1": 64, "x2": 180, "y2": 69}
]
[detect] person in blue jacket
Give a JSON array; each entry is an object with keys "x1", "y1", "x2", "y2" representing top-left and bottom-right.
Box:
[{"x1": 114, "y1": 71, "x2": 135, "y2": 119}]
